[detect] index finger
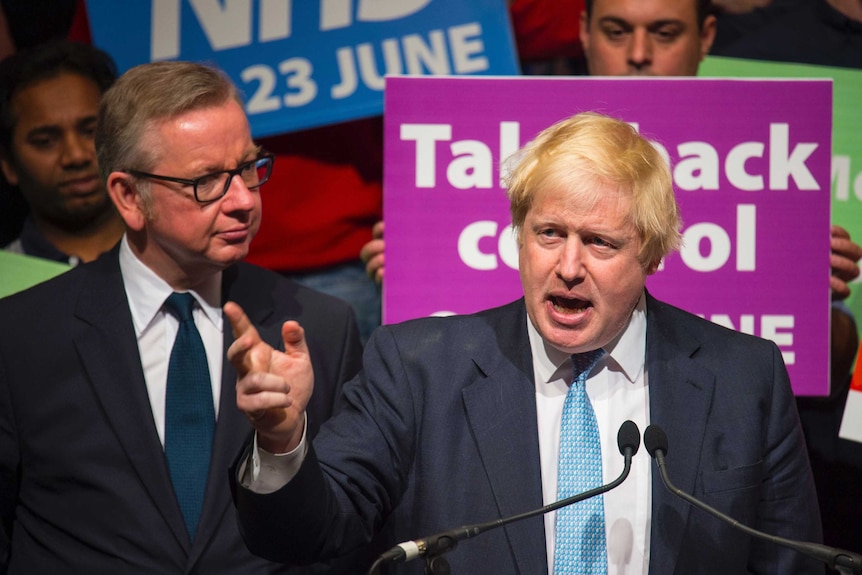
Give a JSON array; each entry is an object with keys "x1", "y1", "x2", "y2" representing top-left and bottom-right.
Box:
[
  {"x1": 224, "y1": 301, "x2": 260, "y2": 341},
  {"x1": 224, "y1": 301, "x2": 269, "y2": 376}
]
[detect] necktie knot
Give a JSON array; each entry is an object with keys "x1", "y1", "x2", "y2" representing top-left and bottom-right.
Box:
[
  {"x1": 571, "y1": 349, "x2": 605, "y2": 386},
  {"x1": 165, "y1": 292, "x2": 196, "y2": 322}
]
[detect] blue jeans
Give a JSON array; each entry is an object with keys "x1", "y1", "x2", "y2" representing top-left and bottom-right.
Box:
[{"x1": 285, "y1": 260, "x2": 381, "y2": 344}]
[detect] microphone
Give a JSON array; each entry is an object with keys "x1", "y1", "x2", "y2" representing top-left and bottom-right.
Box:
[
  {"x1": 367, "y1": 420, "x2": 641, "y2": 575},
  {"x1": 643, "y1": 424, "x2": 862, "y2": 574}
]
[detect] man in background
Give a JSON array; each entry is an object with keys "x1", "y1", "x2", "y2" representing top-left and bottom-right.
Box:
[{"x1": 0, "y1": 40, "x2": 123, "y2": 265}]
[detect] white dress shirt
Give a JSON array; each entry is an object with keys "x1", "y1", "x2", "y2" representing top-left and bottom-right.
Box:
[
  {"x1": 118, "y1": 236, "x2": 224, "y2": 444},
  {"x1": 531, "y1": 291, "x2": 652, "y2": 575}
]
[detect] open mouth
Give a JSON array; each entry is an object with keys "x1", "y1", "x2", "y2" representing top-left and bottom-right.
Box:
[{"x1": 550, "y1": 295, "x2": 591, "y2": 315}]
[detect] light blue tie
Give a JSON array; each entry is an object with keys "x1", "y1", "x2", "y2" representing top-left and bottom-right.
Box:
[
  {"x1": 554, "y1": 349, "x2": 607, "y2": 575},
  {"x1": 164, "y1": 292, "x2": 215, "y2": 539}
]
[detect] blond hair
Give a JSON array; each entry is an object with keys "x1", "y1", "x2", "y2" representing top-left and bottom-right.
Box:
[{"x1": 504, "y1": 111, "x2": 681, "y2": 268}]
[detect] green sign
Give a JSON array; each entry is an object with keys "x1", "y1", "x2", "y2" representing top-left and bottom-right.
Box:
[{"x1": 0, "y1": 252, "x2": 70, "y2": 299}]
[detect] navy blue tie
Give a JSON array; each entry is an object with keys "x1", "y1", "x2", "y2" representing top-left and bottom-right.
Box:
[
  {"x1": 164, "y1": 292, "x2": 214, "y2": 539},
  {"x1": 554, "y1": 349, "x2": 607, "y2": 575}
]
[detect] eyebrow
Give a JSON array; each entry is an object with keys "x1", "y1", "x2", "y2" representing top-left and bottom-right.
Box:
[
  {"x1": 25, "y1": 125, "x2": 63, "y2": 138},
  {"x1": 24, "y1": 115, "x2": 98, "y2": 138},
  {"x1": 598, "y1": 16, "x2": 687, "y2": 28},
  {"x1": 195, "y1": 146, "x2": 264, "y2": 175}
]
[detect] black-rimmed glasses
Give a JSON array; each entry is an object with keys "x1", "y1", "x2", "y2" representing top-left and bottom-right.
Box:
[{"x1": 126, "y1": 154, "x2": 275, "y2": 203}]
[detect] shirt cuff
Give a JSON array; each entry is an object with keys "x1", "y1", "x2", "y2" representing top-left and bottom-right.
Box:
[{"x1": 239, "y1": 417, "x2": 308, "y2": 494}]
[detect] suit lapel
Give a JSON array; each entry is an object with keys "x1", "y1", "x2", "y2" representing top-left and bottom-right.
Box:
[
  {"x1": 73, "y1": 251, "x2": 189, "y2": 549},
  {"x1": 462, "y1": 300, "x2": 548, "y2": 574},
  {"x1": 644, "y1": 294, "x2": 716, "y2": 574}
]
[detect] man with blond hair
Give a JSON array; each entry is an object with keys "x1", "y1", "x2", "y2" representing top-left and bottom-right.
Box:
[{"x1": 230, "y1": 111, "x2": 822, "y2": 574}]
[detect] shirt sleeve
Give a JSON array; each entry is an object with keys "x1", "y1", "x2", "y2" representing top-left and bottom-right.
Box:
[{"x1": 240, "y1": 418, "x2": 308, "y2": 494}]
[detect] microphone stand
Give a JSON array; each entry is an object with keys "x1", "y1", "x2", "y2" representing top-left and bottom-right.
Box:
[
  {"x1": 368, "y1": 470, "x2": 633, "y2": 575},
  {"x1": 421, "y1": 456, "x2": 632, "y2": 575},
  {"x1": 645, "y1": 425, "x2": 862, "y2": 575},
  {"x1": 368, "y1": 419, "x2": 640, "y2": 575}
]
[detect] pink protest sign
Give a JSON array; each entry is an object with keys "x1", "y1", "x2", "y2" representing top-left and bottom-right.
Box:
[{"x1": 384, "y1": 76, "x2": 832, "y2": 395}]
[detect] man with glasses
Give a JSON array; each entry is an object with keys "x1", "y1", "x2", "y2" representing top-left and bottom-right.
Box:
[{"x1": 0, "y1": 61, "x2": 362, "y2": 574}]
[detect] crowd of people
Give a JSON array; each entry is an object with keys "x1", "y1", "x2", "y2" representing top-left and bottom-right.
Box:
[{"x1": 1, "y1": 0, "x2": 861, "y2": 573}]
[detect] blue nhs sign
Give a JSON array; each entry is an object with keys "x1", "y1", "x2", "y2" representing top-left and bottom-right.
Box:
[{"x1": 86, "y1": 0, "x2": 518, "y2": 136}]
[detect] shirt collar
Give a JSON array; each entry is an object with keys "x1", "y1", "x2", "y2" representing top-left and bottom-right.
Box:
[
  {"x1": 118, "y1": 235, "x2": 222, "y2": 336},
  {"x1": 527, "y1": 291, "x2": 647, "y2": 385},
  {"x1": 18, "y1": 216, "x2": 79, "y2": 266}
]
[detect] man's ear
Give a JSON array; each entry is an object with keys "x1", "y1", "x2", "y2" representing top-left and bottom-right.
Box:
[
  {"x1": 646, "y1": 258, "x2": 662, "y2": 275},
  {"x1": 107, "y1": 171, "x2": 147, "y2": 231},
  {"x1": 699, "y1": 14, "x2": 718, "y2": 61},
  {"x1": 0, "y1": 153, "x2": 19, "y2": 186}
]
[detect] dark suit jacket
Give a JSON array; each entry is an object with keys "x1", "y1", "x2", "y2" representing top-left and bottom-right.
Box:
[
  {"x1": 0, "y1": 247, "x2": 362, "y2": 574},
  {"x1": 233, "y1": 294, "x2": 823, "y2": 574}
]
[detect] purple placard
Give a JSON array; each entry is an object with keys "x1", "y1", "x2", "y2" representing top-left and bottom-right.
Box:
[{"x1": 384, "y1": 76, "x2": 832, "y2": 396}]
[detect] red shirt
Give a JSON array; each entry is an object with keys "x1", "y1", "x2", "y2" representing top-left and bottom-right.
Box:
[
  {"x1": 246, "y1": 117, "x2": 383, "y2": 272},
  {"x1": 510, "y1": 0, "x2": 585, "y2": 62}
]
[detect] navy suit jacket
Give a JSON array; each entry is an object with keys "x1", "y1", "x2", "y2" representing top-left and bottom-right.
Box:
[
  {"x1": 0, "y1": 246, "x2": 362, "y2": 574},
  {"x1": 234, "y1": 294, "x2": 822, "y2": 574}
]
